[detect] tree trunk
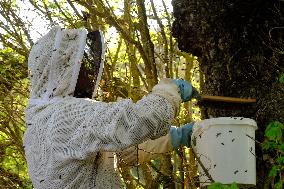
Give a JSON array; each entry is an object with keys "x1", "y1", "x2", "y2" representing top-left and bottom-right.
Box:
[{"x1": 172, "y1": 0, "x2": 284, "y2": 188}]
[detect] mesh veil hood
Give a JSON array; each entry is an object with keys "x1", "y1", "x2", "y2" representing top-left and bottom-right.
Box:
[{"x1": 27, "y1": 27, "x2": 105, "y2": 105}]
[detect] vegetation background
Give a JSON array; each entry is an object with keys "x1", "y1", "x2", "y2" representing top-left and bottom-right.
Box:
[{"x1": 0, "y1": 0, "x2": 283, "y2": 188}]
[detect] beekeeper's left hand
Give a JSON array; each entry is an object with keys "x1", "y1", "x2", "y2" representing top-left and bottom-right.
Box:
[{"x1": 170, "y1": 122, "x2": 194, "y2": 149}]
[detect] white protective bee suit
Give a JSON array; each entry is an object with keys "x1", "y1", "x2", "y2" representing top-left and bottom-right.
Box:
[{"x1": 24, "y1": 27, "x2": 181, "y2": 189}]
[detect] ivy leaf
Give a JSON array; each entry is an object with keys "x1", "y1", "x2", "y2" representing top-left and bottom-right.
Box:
[
  {"x1": 265, "y1": 121, "x2": 283, "y2": 141},
  {"x1": 268, "y1": 166, "x2": 279, "y2": 177},
  {"x1": 279, "y1": 73, "x2": 284, "y2": 84}
]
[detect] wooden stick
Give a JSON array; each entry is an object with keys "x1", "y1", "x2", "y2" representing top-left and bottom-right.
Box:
[{"x1": 200, "y1": 95, "x2": 257, "y2": 104}]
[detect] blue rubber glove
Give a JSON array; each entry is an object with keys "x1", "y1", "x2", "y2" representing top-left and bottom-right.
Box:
[
  {"x1": 172, "y1": 79, "x2": 193, "y2": 102},
  {"x1": 170, "y1": 122, "x2": 194, "y2": 150}
]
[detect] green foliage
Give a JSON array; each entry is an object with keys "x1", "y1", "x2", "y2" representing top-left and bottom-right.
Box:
[
  {"x1": 262, "y1": 121, "x2": 284, "y2": 188},
  {"x1": 265, "y1": 121, "x2": 283, "y2": 141},
  {"x1": 262, "y1": 141, "x2": 279, "y2": 151},
  {"x1": 279, "y1": 73, "x2": 284, "y2": 84},
  {"x1": 0, "y1": 2, "x2": 30, "y2": 186},
  {"x1": 275, "y1": 180, "x2": 283, "y2": 189},
  {"x1": 277, "y1": 156, "x2": 284, "y2": 164},
  {"x1": 280, "y1": 143, "x2": 284, "y2": 152},
  {"x1": 268, "y1": 165, "x2": 280, "y2": 177},
  {"x1": 208, "y1": 182, "x2": 238, "y2": 189}
]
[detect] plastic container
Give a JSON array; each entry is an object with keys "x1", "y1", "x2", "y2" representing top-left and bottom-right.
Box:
[{"x1": 191, "y1": 117, "x2": 257, "y2": 187}]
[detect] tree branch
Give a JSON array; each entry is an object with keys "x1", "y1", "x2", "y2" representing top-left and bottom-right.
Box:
[
  {"x1": 136, "y1": 0, "x2": 158, "y2": 88},
  {"x1": 150, "y1": 0, "x2": 170, "y2": 78},
  {"x1": 53, "y1": 0, "x2": 75, "y2": 27},
  {"x1": 66, "y1": 0, "x2": 83, "y2": 19}
]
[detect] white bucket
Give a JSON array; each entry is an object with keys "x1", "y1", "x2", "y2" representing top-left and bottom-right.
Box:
[{"x1": 191, "y1": 117, "x2": 257, "y2": 187}]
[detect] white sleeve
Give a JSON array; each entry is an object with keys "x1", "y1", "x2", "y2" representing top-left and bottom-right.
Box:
[
  {"x1": 117, "y1": 134, "x2": 173, "y2": 166},
  {"x1": 51, "y1": 83, "x2": 181, "y2": 160}
]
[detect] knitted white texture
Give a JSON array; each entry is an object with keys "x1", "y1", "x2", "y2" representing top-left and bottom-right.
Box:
[
  {"x1": 152, "y1": 78, "x2": 182, "y2": 114},
  {"x1": 28, "y1": 27, "x2": 87, "y2": 104},
  {"x1": 24, "y1": 27, "x2": 181, "y2": 188},
  {"x1": 24, "y1": 95, "x2": 176, "y2": 188}
]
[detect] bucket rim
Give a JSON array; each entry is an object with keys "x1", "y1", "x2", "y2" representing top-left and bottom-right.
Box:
[
  {"x1": 196, "y1": 117, "x2": 257, "y2": 127},
  {"x1": 192, "y1": 117, "x2": 257, "y2": 138}
]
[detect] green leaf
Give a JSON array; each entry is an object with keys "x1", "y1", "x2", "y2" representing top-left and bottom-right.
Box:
[
  {"x1": 276, "y1": 156, "x2": 284, "y2": 165},
  {"x1": 265, "y1": 121, "x2": 283, "y2": 141},
  {"x1": 208, "y1": 183, "x2": 225, "y2": 189},
  {"x1": 275, "y1": 181, "x2": 283, "y2": 189},
  {"x1": 268, "y1": 166, "x2": 279, "y2": 177},
  {"x1": 279, "y1": 73, "x2": 284, "y2": 84},
  {"x1": 207, "y1": 183, "x2": 239, "y2": 189},
  {"x1": 262, "y1": 141, "x2": 278, "y2": 151},
  {"x1": 228, "y1": 182, "x2": 239, "y2": 189},
  {"x1": 279, "y1": 143, "x2": 284, "y2": 152}
]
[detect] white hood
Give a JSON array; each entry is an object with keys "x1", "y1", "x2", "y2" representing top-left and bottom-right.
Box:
[{"x1": 27, "y1": 27, "x2": 105, "y2": 105}]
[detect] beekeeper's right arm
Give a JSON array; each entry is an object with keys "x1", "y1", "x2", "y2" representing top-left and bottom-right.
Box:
[
  {"x1": 51, "y1": 79, "x2": 194, "y2": 160},
  {"x1": 117, "y1": 122, "x2": 194, "y2": 165}
]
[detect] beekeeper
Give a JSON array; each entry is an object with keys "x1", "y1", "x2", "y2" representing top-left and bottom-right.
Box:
[{"x1": 24, "y1": 27, "x2": 195, "y2": 189}]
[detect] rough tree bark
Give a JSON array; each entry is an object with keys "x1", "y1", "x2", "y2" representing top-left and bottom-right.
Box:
[{"x1": 172, "y1": 0, "x2": 284, "y2": 188}]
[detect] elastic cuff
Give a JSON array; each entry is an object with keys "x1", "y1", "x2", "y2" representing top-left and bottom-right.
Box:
[{"x1": 152, "y1": 78, "x2": 182, "y2": 115}]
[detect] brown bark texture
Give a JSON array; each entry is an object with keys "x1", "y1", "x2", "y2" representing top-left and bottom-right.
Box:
[{"x1": 172, "y1": 0, "x2": 284, "y2": 188}]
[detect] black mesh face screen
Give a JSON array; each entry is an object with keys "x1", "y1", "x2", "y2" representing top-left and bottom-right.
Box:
[{"x1": 74, "y1": 31, "x2": 103, "y2": 98}]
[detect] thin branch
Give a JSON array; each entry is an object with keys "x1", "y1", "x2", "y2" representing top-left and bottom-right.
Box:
[
  {"x1": 191, "y1": 149, "x2": 215, "y2": 183},
  {"x1": 111, "y1": 38, "x2": 123, "y2": 74},
  {"x1": 28, "y1": 0, "x2": 54, "y2": 24},
  {"x1": 77, "y1": 0, "x2": 152, "y2": 88},
  {"x1": 0, "y1": 34, "x2": 28, "y2": 56},
  {"x1": 136, "y1": 0, "x2": 158, "y2": 87},
  {"x1": 42, "y1": 0, "x2": 54, "y2": 24},
  {"x1": 162, "y1": 0, "x2": 174, "y2": 77},
  {"x1": 150, "y1": 0, "x2": 169, "y2": 77},
  {"x1": 7, "y1": 4, "x2": 34, "y2": 46},
  {"x1": 66, "y1": 0, "x2": 83, "y2": 19},
  {"x1": 53, "y1": 0, "x2": 74, "y2": 26},
  {"x1": 0, "y1": 4, "x2": 26, "y2": 47}
]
